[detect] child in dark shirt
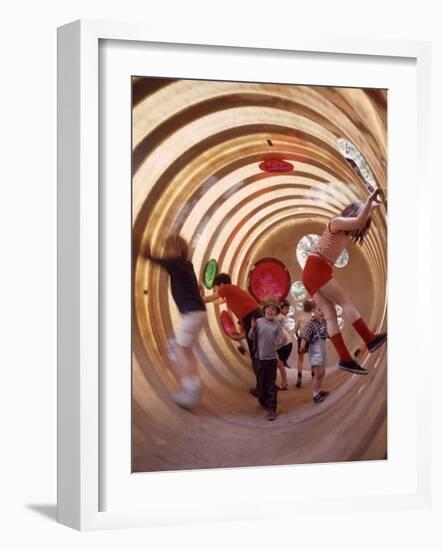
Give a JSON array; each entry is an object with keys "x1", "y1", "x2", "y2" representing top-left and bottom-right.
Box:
[{"x1": 143, "y1": 234, "x2": 207, "y2": 409}]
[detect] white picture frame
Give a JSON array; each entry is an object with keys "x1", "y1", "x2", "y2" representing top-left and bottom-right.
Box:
[{"x1": 57, "y1": 19, "x2": 432, "y2": 531}]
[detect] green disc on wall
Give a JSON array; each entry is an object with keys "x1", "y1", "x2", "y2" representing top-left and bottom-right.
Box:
[{"x1": 204, "y1": 259, "x2": 218, "y2": 290}]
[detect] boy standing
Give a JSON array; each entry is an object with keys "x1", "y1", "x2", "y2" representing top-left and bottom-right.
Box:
[
  {"x1": 299, "y1": 302, "x2": 330, "y2": 404},
  {"x1": 249, "y1": 299, "x2": 285, "y2": 421}
]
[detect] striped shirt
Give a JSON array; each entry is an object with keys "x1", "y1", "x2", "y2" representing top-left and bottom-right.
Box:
[{"x1": 311, "y1": 221, "x2": 348, "y2": 264}]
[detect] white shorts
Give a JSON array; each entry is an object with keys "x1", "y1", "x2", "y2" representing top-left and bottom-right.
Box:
[
  {"x1": 175, "y1": 310, "x2": 207, "y2": 348},
  {"x1": 308, "y1": 339, "x2": 327, "y2": 367}
]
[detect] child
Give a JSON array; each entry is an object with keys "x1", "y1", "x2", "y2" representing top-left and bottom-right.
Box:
[
  {"x1": 203, "y1": 273, "x2": 263, "y2": 394},
  {"x1": 143, "y1": 234, "x2": 207, "y2": 409},
  {"x1": 302, "y1": 188, "x2": 387, "y2": 375},
  {"x1": 249, "y1": 299, "x2": 285, "y2": 420},
  {"x1": 299, "y1": 302, "x2": 330, "y2": 403},
  {"x1": 294, "y1": 299, "x2": 314, "y2": 388},
  {"x1": 275, "y1": 299, "x2": 294, "y2": 390}
]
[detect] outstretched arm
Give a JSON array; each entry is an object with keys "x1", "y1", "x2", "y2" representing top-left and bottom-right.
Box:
[
  {"x1": 330, "y1": 189, "x2": 382, "y2": 232},
  {"x1": 203, "y1": 292, "x2": 221, "y2": 303}
]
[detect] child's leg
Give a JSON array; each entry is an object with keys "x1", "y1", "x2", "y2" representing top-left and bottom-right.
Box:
[
  {"x1": 311, "y1": 364, "x2": 327, "y2": 402},
  {"x1": 314, "y1": 292, "x2": 353, "y2": 362},
  {"x1": 311, "y1": 366, "x2": 321, "y2": 396},
  {"x1": 174, "y1": 346, "x2": 200, "y2": 380},
  {"x1": 258, "y1": 359, "x2": 278, "y2": 412},
  {"x1": 277, "y1": 359, "x2": 288, "y2": 389},
  {"x1": 172, "y1": 312, "x2": 205, "y2": 406},
  {"x1": 316, "y1": 366, "x2": 326, "y2": 391},
  {"x1": 296, "y1": 346, "x2": 304, "y2": 387},
  {"x1": 316, "y1": 279, "x2": 382, "y2": 347}
]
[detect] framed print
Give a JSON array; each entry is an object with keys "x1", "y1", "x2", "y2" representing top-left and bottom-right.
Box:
[{"x1": 57, "y1": 19, "x2": 432, "y2": 530}]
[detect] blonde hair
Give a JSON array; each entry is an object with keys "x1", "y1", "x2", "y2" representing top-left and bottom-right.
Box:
[{"x1": 165, "y1": 234, "x2": 189, "y2": 259}]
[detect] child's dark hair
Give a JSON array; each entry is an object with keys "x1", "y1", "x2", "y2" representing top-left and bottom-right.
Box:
[
  {"x1": 213, "y1": 273, "x2": 231, "y2": 286},
  {"x1": 303, "y1": 299, "x2": 313, "y2": 313},
  {"x1": 165, "y1": 234, "x2": 189, "y2": 259},
  {"x1": 340, "y1": 201, "x2": 372, "y2": 245}
]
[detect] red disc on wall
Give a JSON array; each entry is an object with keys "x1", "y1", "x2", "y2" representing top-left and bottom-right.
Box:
[
  {"x1": 259, "y1": 158, "x2": 294, "y2": 173},
  {"x1": 220, "y1": 311, "x2": 239, "y2": 338},
  {"x1": 248, "y1": 258, "x2": 291, "y2": 303}
]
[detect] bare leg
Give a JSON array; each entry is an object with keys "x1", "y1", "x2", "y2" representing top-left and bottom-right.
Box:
[
  {"x1": 316, "y1": 366, "x2": 325, "y2": 391},
  {"x1": 316, "y1": 278, "x2": 362, "y2": 324},
  {"x1": 277, "y1": 359, "x2": 288, "y2": 388},
  {"x1": 297, "y1": 350, "x2": 304, "y2": 375},
  {"x1": 174, "y1": 345, "x2": 199, "y2": 378},
  {"x1": 312, "y1": 366, "x2": 321, "y2": 395},
  {"x1": 316, "y1": 278, "x2": 384, "y2": 350},
  {"x1": 171, "y1": 345, "x2": 202, "y2": 408}
]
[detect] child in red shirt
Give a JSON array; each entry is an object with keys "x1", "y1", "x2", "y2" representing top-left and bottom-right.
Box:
[{"x1": 203, "y1": 273, "x2": 262, "y2": 393}]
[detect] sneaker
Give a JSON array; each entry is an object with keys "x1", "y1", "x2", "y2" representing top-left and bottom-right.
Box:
[
  {"x1": 367, "y1": 332, "x2": 387, "y2": 353},
  {"x1": 339, "y1": 360, "x2": 368, "y2": 375},
  {"x1": 313, "y1": 394, "x2": 325, "y2": 404},
  {"x1": 319, "y1": 390, "x2": 330, "y2": 398},
  {"x1": 249, "y1": 387, "x2": 259, "y2": 398},
  {"x1": 171, "y1": 387, "x2": 201, "y2": 409},
  {"x1": 267, "y1": 409, "x2": 277, "y2": 421}
]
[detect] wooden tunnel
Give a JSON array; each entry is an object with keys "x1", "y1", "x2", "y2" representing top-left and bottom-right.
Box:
[{"x1": 132, "y1": 78, "x2": 387, "y2": 472}]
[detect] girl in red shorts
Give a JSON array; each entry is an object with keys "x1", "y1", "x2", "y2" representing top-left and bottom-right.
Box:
[{"x1": 302, "y1": 189, "x2": 387, "y2": 375}]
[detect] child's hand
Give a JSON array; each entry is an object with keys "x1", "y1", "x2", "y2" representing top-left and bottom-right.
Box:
[{"x1": 369, "y1": 188, "x2": 384, "y2": 204}]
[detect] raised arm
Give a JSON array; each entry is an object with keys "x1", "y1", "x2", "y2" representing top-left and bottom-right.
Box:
[{"x1": 330, "y1": 189, "x2": 382, "y2": 232}]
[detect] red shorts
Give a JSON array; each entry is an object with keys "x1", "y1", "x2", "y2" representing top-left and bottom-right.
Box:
[{"x1": 302, "y1": 254, "x2": 333, "y2": 296}]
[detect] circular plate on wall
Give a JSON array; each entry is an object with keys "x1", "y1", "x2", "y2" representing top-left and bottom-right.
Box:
[
  {"x1": 203, "y1": 258, "x2": 218, "y2": 289},
  {"x1": 220, "y1": 311, "x2": 239, "y2": 338},
  {"x1": 248, "y1": 257, "x2": 291, "y2": 303}
]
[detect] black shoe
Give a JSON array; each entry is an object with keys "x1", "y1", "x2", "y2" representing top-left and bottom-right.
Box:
[
  {"x1": 339, "y1": 360, "x2": 368, "y2": 375},
  {"x1": 313, "y1": 394, "x2": 325, "y2": 403},
  {"x1": 237, "y1": 345, "x2": 246, "y2": 355},
  {"x1": 319, "y1": 390, "x2": 330, "y2": 398},
  {"x1": 283, "y1": 362, "x2": 292, "y2": 369},
  {"x1": 367, "y1": 332, "x2": 387, "y2": 353},
  {"x1": 249, "y1": 387, "x2": 258, "y2": 397},
  {"x1": 267, "y1": 409, "x2": 277, "y2": 421}
]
